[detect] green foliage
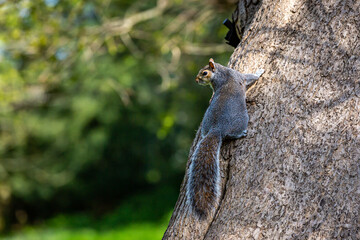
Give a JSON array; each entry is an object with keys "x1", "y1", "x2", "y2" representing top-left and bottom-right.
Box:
[
  {"x1": 0, "y1": 0, "x2": 233, "y2": 233},
  {"x1": 4, "y1": 222, "x2": 168, "y2": 240},
  {"x1": 3, "y1": 189, "x2": 174, "y2": 240}
]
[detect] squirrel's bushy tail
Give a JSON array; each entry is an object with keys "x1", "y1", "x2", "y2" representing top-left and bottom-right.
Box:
[{"x1": 186, "y1": 131, "x2": 222, "y2": 220}]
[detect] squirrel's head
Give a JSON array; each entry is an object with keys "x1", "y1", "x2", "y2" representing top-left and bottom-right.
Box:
[{"x1": 195, "y1": 58, "x2": 216, "y2": 87}]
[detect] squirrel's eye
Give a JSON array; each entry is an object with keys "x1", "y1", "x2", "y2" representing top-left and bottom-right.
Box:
[{"x1": 202, "y1": 71, "x2": 208, "y2": 76}]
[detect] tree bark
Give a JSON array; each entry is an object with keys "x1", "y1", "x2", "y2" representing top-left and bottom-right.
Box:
[{"x1": 163, "y1": 0, "x2": 360, "y2": 239}]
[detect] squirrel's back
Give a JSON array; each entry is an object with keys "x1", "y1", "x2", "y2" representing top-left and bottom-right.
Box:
[{"x1": 202, "y1": 80, "x2": 248, "y2": 138}]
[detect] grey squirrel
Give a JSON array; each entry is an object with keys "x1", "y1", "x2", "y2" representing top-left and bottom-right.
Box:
[{"x1": 186, "y1": 58, "x2": 264, "y2": 220}]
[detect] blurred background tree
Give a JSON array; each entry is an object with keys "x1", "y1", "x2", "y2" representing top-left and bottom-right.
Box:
[{"x1": 0, "y1": 0, "x2": 234, "y2": 238}]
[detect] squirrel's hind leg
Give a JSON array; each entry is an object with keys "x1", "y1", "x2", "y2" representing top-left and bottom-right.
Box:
[{"x1": 226, "y1": 130, "x2": 247, "y2": 139}]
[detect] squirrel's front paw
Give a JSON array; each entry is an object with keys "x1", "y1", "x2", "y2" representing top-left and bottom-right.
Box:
[{"x1": 255, "y1": 69, "x2": 265, "y2": 77}]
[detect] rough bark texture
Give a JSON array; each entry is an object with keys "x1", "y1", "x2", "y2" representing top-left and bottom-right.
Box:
[{"x1": 163, "y1": 0, "x2": 360, "y2": 239}]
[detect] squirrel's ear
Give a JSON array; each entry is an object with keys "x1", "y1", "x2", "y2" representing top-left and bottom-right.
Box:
[{"x1": 209, "y1": 58, "x2": 216, "y2": 71}]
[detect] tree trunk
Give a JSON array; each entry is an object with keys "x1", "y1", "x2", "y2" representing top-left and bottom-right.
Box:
[{"x1": 163, "y1": 0, "x2": 360, "y2": 239}]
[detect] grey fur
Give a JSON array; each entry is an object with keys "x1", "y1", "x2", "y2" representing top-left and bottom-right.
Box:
[{"x1": 187, "y1": 60, "x2": 264, "y2": 219}]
